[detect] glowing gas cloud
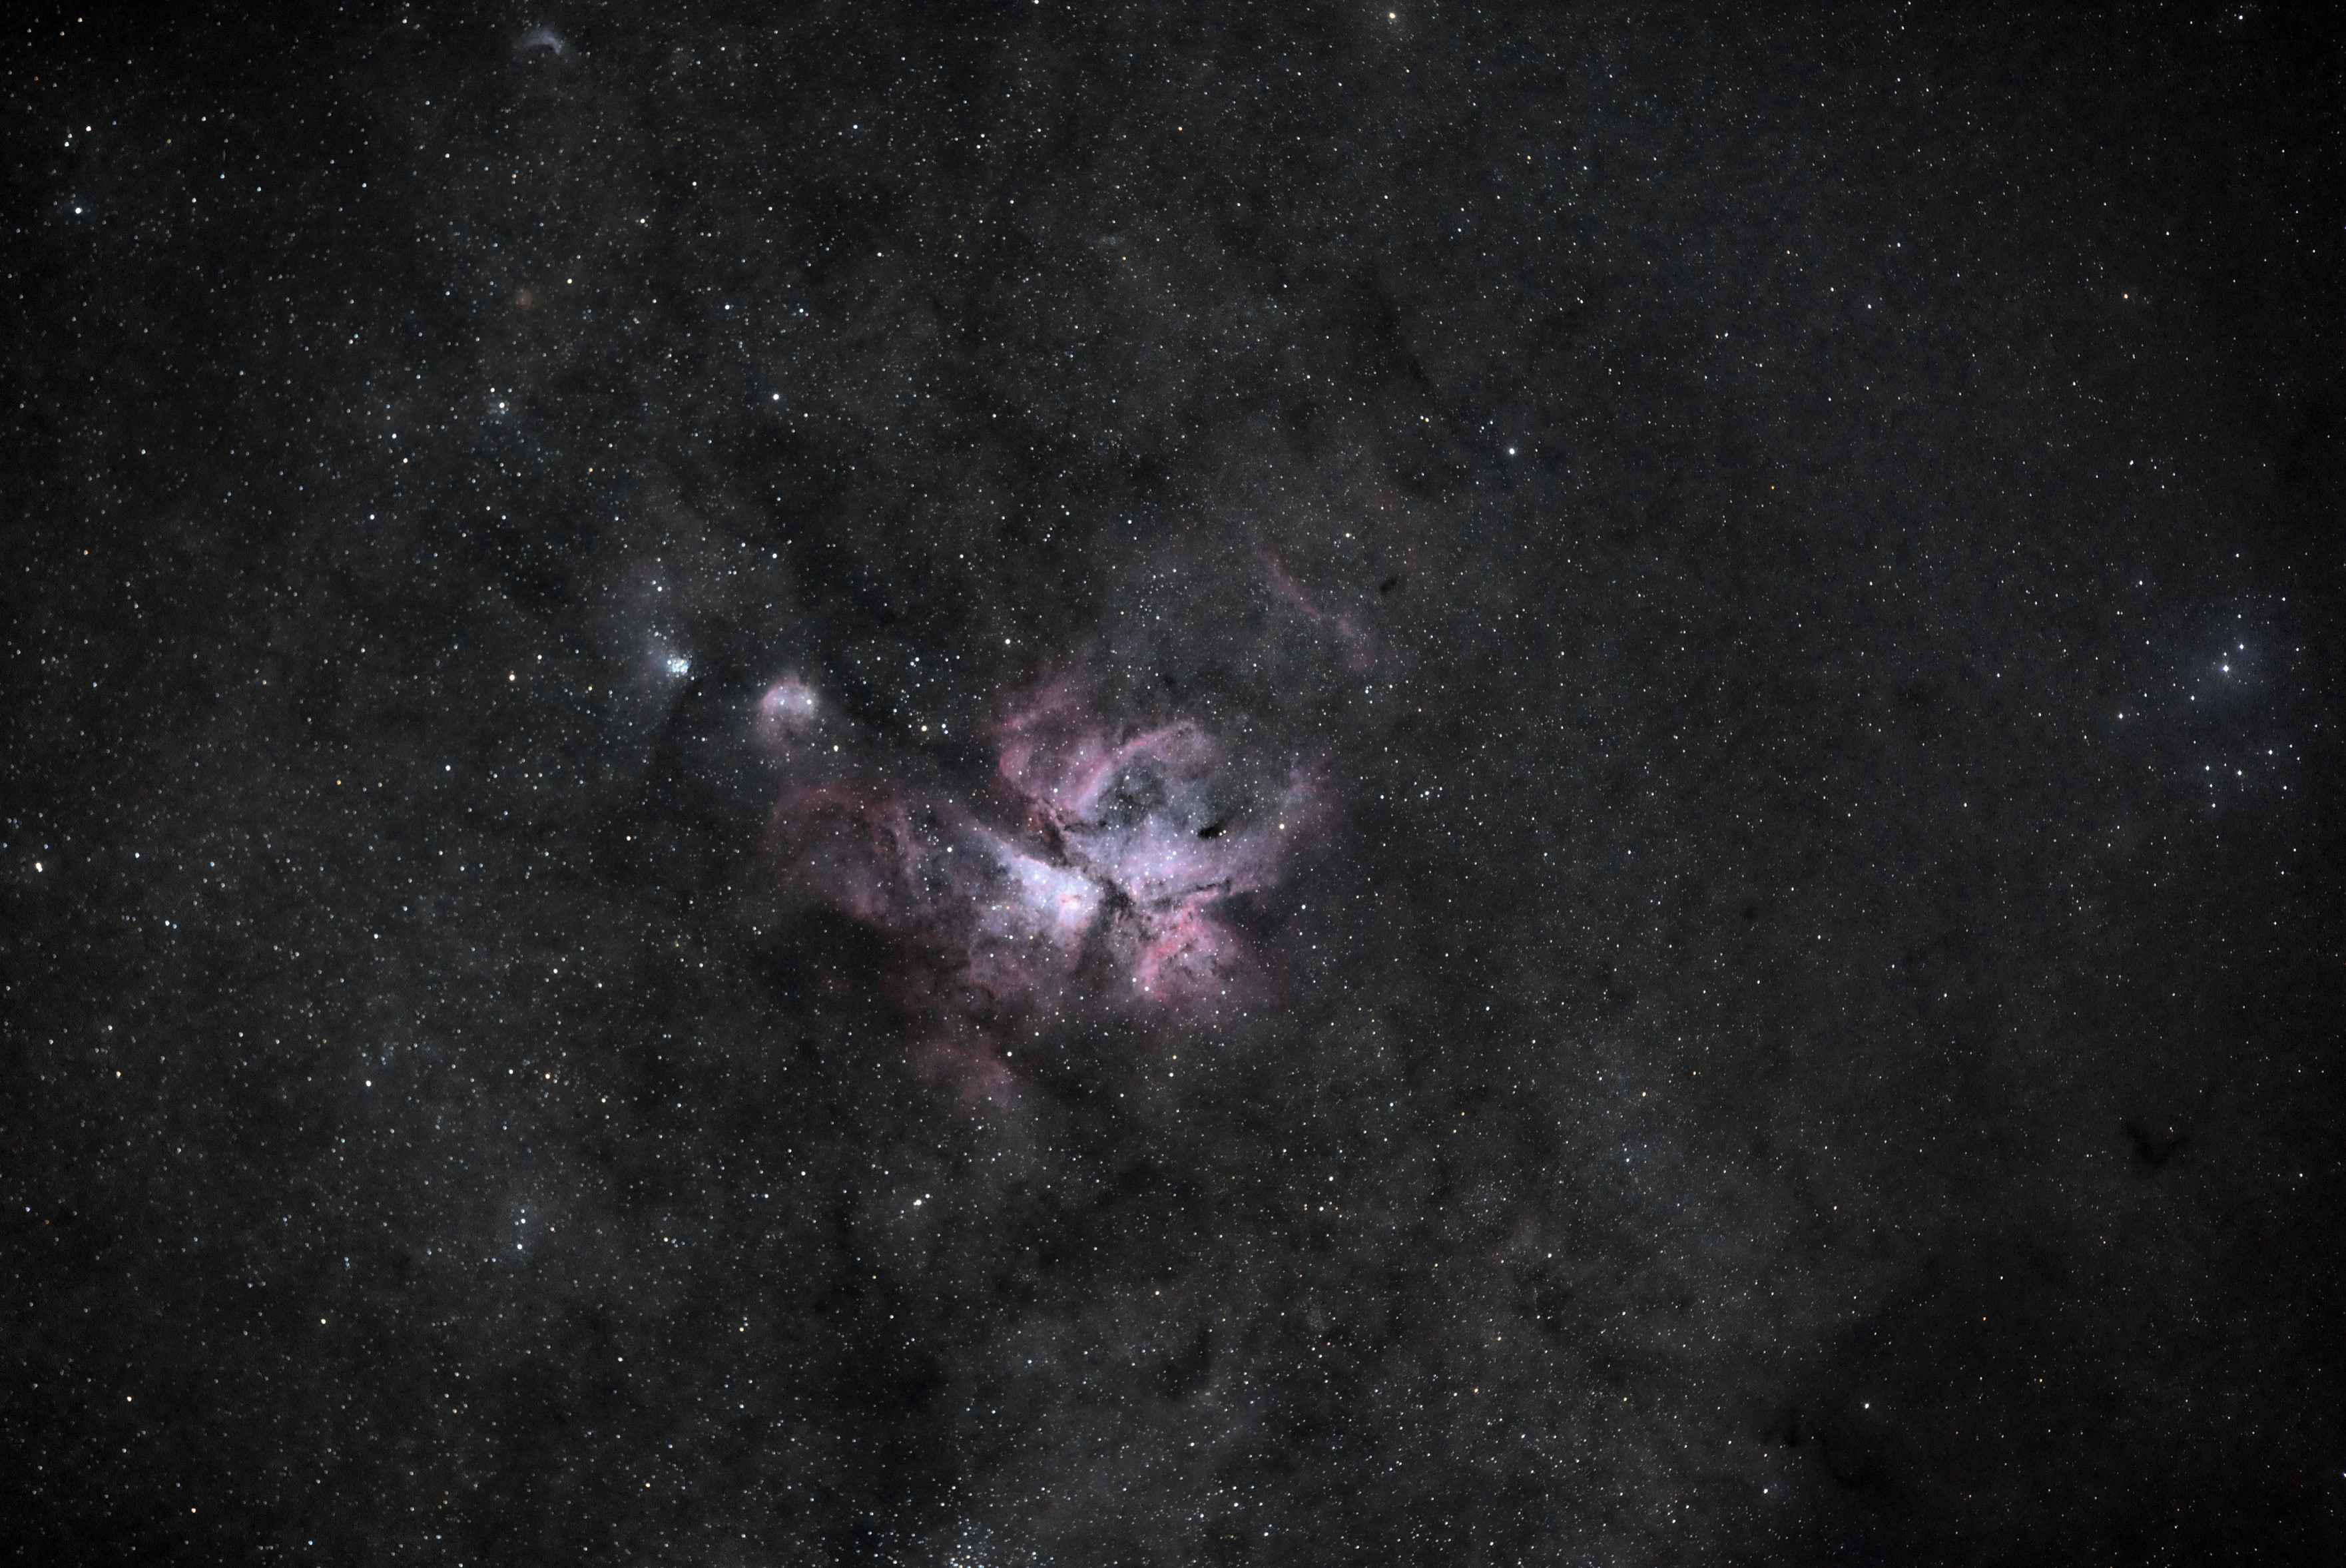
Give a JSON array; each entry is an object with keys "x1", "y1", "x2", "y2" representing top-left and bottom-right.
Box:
[{"x1": 764, "y1": 671, "x2": 1328, "y2": 1095}]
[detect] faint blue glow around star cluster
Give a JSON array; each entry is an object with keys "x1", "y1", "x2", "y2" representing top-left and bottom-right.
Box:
[
  {"x1": 2109, "y1": 608, "x2": 2300, "y2": 815},
  {"x1": 2190, "y1": 613, "x2": 2273, "y2": 700},
  {"x1": 646, "y1": 633, "x2": 692, "y2": 680},
  {"x1": 2182, "y1": 618, "x2": 2296, "y2": 810}
]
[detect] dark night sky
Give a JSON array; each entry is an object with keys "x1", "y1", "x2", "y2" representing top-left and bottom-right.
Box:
[{"x1": 7, "y1": 3, "x2": 2345, "y2": 1563}]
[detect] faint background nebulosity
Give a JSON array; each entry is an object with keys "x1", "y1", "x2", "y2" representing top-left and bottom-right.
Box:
[{"x1": 6, "y1": 1, "x2": 2344, "y2": 1563}]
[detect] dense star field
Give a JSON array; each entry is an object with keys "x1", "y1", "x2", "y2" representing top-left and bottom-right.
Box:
[{"x1": 7, "y1": 4, "x2": 2344, "y2": 1563}]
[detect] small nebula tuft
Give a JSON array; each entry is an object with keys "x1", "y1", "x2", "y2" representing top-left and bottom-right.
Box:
[{"x1": 758, "y1": 676, "x2": 823, "y2": 737}]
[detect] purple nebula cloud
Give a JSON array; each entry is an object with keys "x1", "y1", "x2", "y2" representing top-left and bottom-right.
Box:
[{"x1": 765, "y1": 671, "x2": 1328, "y2": 1099}]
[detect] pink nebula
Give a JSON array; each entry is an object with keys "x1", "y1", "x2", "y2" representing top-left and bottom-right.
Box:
[{"x1": 768, "y1": 672, "x2": 1327, "y2": 1089}]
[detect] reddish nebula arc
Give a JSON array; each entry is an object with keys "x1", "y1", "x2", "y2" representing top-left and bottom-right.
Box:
[{"x1": 765, "y1": 674, "x2": 1327, "y2": 1096}]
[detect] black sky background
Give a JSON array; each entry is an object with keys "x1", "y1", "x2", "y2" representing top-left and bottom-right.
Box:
[{"x1": 7, "y1": 3, "x2": 2345, "y2": 1563}]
